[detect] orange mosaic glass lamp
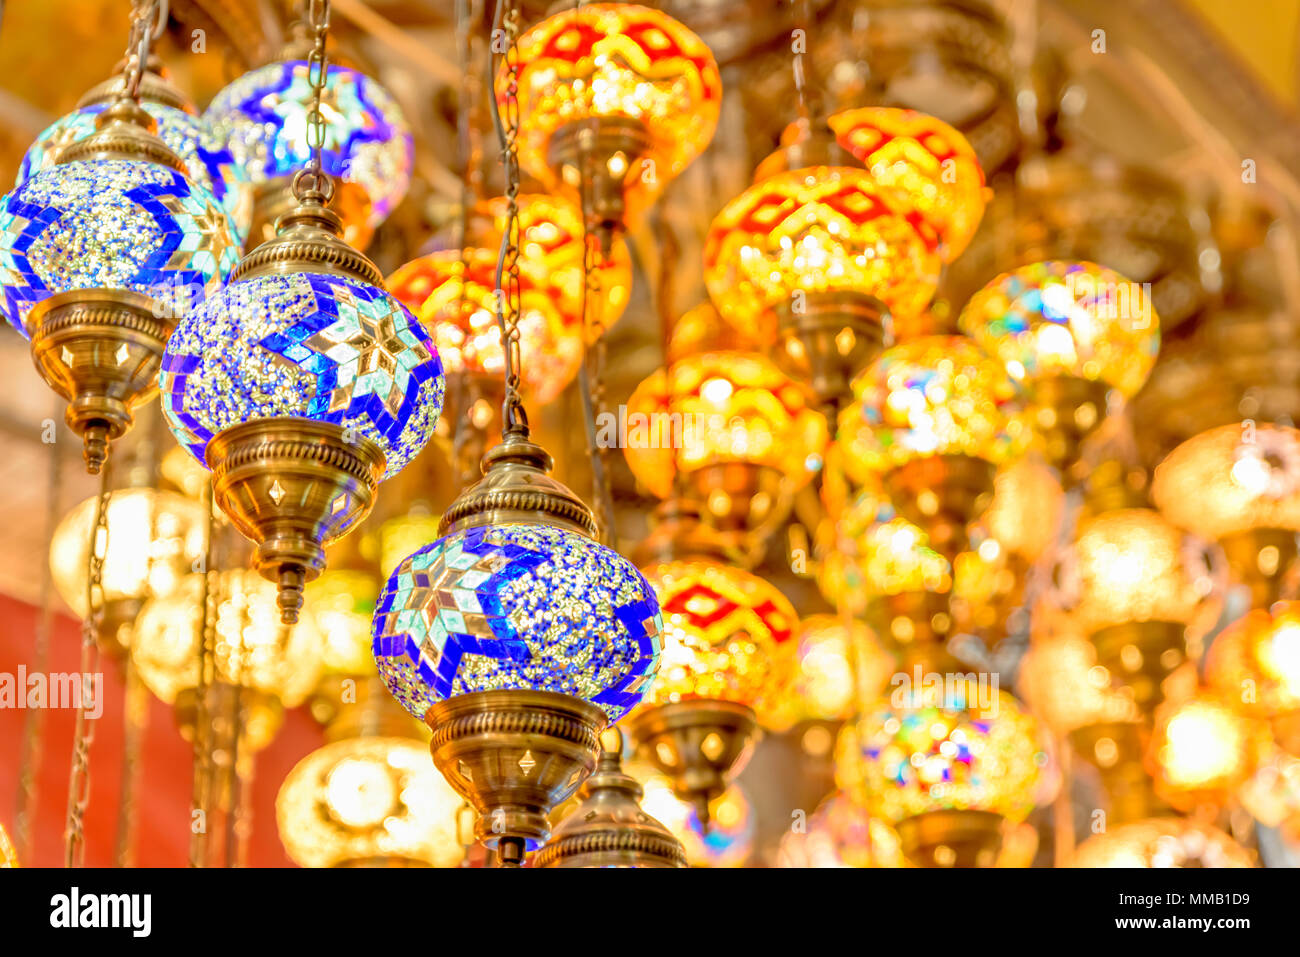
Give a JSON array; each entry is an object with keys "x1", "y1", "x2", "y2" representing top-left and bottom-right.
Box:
[
  {"x1": 828, "y1": 106, "x2": 988, "y2": 263},
  {"x1": 637, "y1": 558, "x2": 798, "y2": 722},
  {"x1": 837, "y1": 335, "x2": 1030, "y2": 557},
  {"x1": 503, "y1": 2, "x2": 721, "y2": 232},
  {"x1": 387, "y1": 195, "x2": 631, "y2": 405},
  {"x1": 1207, "y1": 601, "x2": 1300, "y2": 755},
  {"x1": 623, "y1": 309, "x2": 828, "y2": 534},
  {"x1": 1147, "y1": 690, "x2": 1270, "y2": 812}
]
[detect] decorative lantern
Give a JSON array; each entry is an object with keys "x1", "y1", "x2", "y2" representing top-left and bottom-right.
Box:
[
  {"x1": 1206, "y1": 601, "x2": 1300, "y2": 755},
  {"x1": 1074, "y1": 818, "x2": 1255, "y2": 868},
  {"x1": 504, "y1": 2, "x2": 721, "y2": 238},
  {"x1": 1148, "y1": 690, "x2": 1269, "y2": 812},
  {"x1": 839, "y1": 335, "x2": 1030, "y2": 558},
  {"x1": 1152, "y1": 422, "x2": 1300, "y2": 608},
  {"x1": 764, "y1": 615, "x2": 893, "y2": 733},
  {"x1": 836, "y1": 679, "x2": 1045, "y2": 867},
  {"x1": 960, "y1": 261, "x2": 1160, "y2": 484}
]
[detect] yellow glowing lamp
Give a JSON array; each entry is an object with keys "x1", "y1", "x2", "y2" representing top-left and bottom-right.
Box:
[
  {"x1": 981, "y1": 459, "x2": 1066, "y2": 563},
  {"x1": 1147, "y1": 691, "x2": 1269, "y2": 812},
  {"x1": 764, "y1": 615, "x2": 893, "y2": 732},
  {"x1": 504, "y1": 3, "x2": 721, "y2": 229},
  {"x1": 276, "y1": 737, "x2": 464, "y2": 868},
  {"x1": 828, "y1": 106, "x2": 987, "y2": 262},
  {"x1": 1153, "y1": 423, "x2": 1300, "y2": 608},
  {"x1": 1018, "y1": 633, "x2": 1141, "y2": 737},
  {"x1": 387, "y1": 195, "x2": 631, "y2": 404},
  {"x1": 306, "y1": 569, "x2": 379, "y2": 677},
  {"x1": 623, "y1": 345, "x2": 828, "y2": 502},
  {"x1": 49, "y1": 488, "x2": 206, "y2": 649},
  {"x1": 0, "y1": 822, "x2": 17, "y2": 867},
  {"x1": 835, "y1": 679, "x2": 1045, "y2": 867},
  {"x1": 1207, "y1": 601, "x2": 1300, "y2": 753},
  {"x1": 638, "y1": 558, "x2": 798, "y2": 725},
  {"x1": 1074, "y1": 818, "x2": 1255, "y2": 868},
  {"x1": 132, "y1": 571, "x2": 325, "y2": 709},
  {"x1": 704, "y1": 163, "x2": 941, "y2": 331},
  {"x1": 774, "y1": 793, "x2": 907, "y2": 868}
]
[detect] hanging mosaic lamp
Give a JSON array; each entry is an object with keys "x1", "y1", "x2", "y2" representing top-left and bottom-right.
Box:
[
  {"x1": 160, "y1": 175, "x2": 445, "y2": 623},
  {"x1": 626, "y1": 498, "x2": 797, "y2": 824},
  {"x1": 704, "y1": 113, "x2": 954, "y2": 416},
  {"x1": 838, "y1": 335, "x2": 1031, "y2": 559},
  {"x1": 0, "y1": 83, "x2": 240, "y2": 472},
  {"x1": 17, "y1": 54, "x2": 250, "y2": 243},
  {"x1": 503, "y1": 2, "x2": 721, "y2": 240},
  {"x1": 959, "y1": 261, "x2": 1160, "y2": 484},
  {"x1": 370, "y1": 427, "x2": 663, "y2": 864},
  {"x1": 205, "y1": 20, "x2": 413, "y2": 249}
]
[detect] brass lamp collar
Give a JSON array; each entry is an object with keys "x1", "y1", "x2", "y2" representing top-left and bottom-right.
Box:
[
  {"x1": 533, "y1": 738, "x2": 687, "y2": 869},
  {"x1": 56, "y1": 94, "x2": 186, "y2": 173},
  {"x1": 77, "y1": 55, "x2": 192, "y2": 112},
  {"x1": 230, "y1": 188, "x2": 384, "y2": 286},
  {"x1": 438, "y1": 427, "x2": 598, "y2": 538}
]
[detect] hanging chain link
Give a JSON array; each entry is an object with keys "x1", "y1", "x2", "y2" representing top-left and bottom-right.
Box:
[
  {"x1": 490, "y1": 0, "x2": 527, "y2": 434},
  {"x1": 123, "y1": 0, "x2": 167, "y2": 100},
  {"x1": 294, "y1": 0, "x2": 335, "y2": 202},
  {"x1": 64, "y1": 469, "x2": 111, "y2": 868}
]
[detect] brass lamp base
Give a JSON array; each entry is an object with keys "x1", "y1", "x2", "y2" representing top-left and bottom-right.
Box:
[
  {"x1": 206, "y1": 418, "x2": 386, "y2": 624},
  {"x1": 1218, "y1": 527, "x2": 1299, "y2": 611},
  {"x1": 1069, "y1": 721, "x2": 1169, "y2": 826},
  {"x1": 868, "y1": 589, "x2": 959, "y2": 674},
  {"x1": 772, "y1": 290, "x2": 888, "y2": 420},
  {"x1": 1033, "y1": 375, "x2": 1110, "y2": 488},
  {"x1": 547, "y1": 116, "x2": 651, "y2": 246},
  {"x1": 627, "y1": 698, "x2": 759, "y2": 827},
  {"x1": 882, "y1": 454, "x2": 996, "y2": 560},
  {"x1": 1089, "y1": 620, "x2": 1186, "y2": 710},
  {"x1": 424, "y1": 689, "x2": 607, "y2": 866},
  {"x1": 26, "y1": 288, "x2": 176, "y2": 474},
  {"x1": 895, "y1": 809, "x2": 1005, "y2": 868}
]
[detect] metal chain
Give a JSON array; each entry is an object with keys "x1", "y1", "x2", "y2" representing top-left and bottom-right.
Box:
[
  {"x1": 64, "y1": 469, "x2": 111, "y2": 868},
  {"x1": 577, "y1": 199, "x2": 617, "y2": 545},
  {"x1": 490, "y1": 0, "x2": 527, "y2": 434},
  {"x1": 15, "y1": 399, "x2": 65, "y2": 860},
  {"x1": 189, "y1": 484, "x2": 216, "y2": 868},
  {"x1": 123, "y1": 0, "x2": 168, "y2": 100},
  {"x1": 294, "y1": 0, "x2": 335, "y2": 202}
]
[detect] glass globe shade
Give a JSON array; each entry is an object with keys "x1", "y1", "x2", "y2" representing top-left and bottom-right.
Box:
[
  {"x1": 19, "y1": 100, "x2": 250, "y2": 243},
  {"x1": 775, "y1": 792, "x2": 908, "y2": 868},
  {"x1": 161, "y1": 270, "x2": 446, "y2": 482},
  {"x1": 1148, "y1": 691, "x2": 1269, "y2": 811},
  {"x1": 704, "y1": 165, "x2": 942, "y2": 329},
  {"x1": 634, "y1": 769, "x2": 753, "y2": 868},
  {"x1": 636, "y1": 557, "x2": 797, "y2": 725},
  {"x1": 1073, "y1": 818, "x2": 1255, "y2": 868},
  {"x1": 827, "y1": 106, "x2": 987, "y2": 262},
  {"x1": 387, "y1": 195, "x2": 631, "y2": 404},
  {"x1": 958, "y1": 261, "x2": 1160, "y2": 399},
  {"x1": 1017, "y1": 633, "x2": 1141, "y2": 737},
  {"x1": 0, "y1": 158, "x2": 239, "y2": 335},
  {"x1": 49, "y1": 488, "x2": 206, "y2": 619},
  {"x1": 837, "y1": 335, "x2": 1030, "y2": 487},
  {"x1": 276, "y1": 736, "x2": 464, "y2": 868},
  {"x1": 623, "y1": 349, "x2": 828, "y2": 500},
  {"x1": 1206, "y1": 601, "x2": 1300, "y2": 719},
  {"x1": 835, "y1": 679, "x2": 1045, "y2": 826},
  {"x1": 1048, "y1": 507, "x2": 1224, "y2": 638},
  {"x1": 132, "y1": 570, "x2": 325, "y2": 708},
  {"x1": 372, "y1": 523, "x2": 663, "y2": 723},
  {"x1": 981, "y1": 459, "x2": 1065, "y2": 562},
  {"x1": 1152, "y1": 422, "x2": 1300, "y2": 542},
  {"x1": 764, "y1": 615, "x2": 894, "y2": 732},
  {"x1": 205, "y1": 61, "x2": 412, "y2": 244},
  {"x1": 306, "y1": 569, "x2": 379, "y2": 676},
  {"x1": 504, "y1": 3, "x2": 721, "y2": 211}
]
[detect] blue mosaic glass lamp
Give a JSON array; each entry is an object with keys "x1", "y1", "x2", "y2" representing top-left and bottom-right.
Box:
[
  {"x1": 0, "y1": 79, "x2": 241, "y2": 473},
  {"x1": 368, "y1": 5, "x2": 663, "y2": 862},
  {"x1": 17, "y1": 56, "x2": 251, "y2": 245},
  {"x1": 204, "y1": 20, "x2": 413, "y2": 250}
]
